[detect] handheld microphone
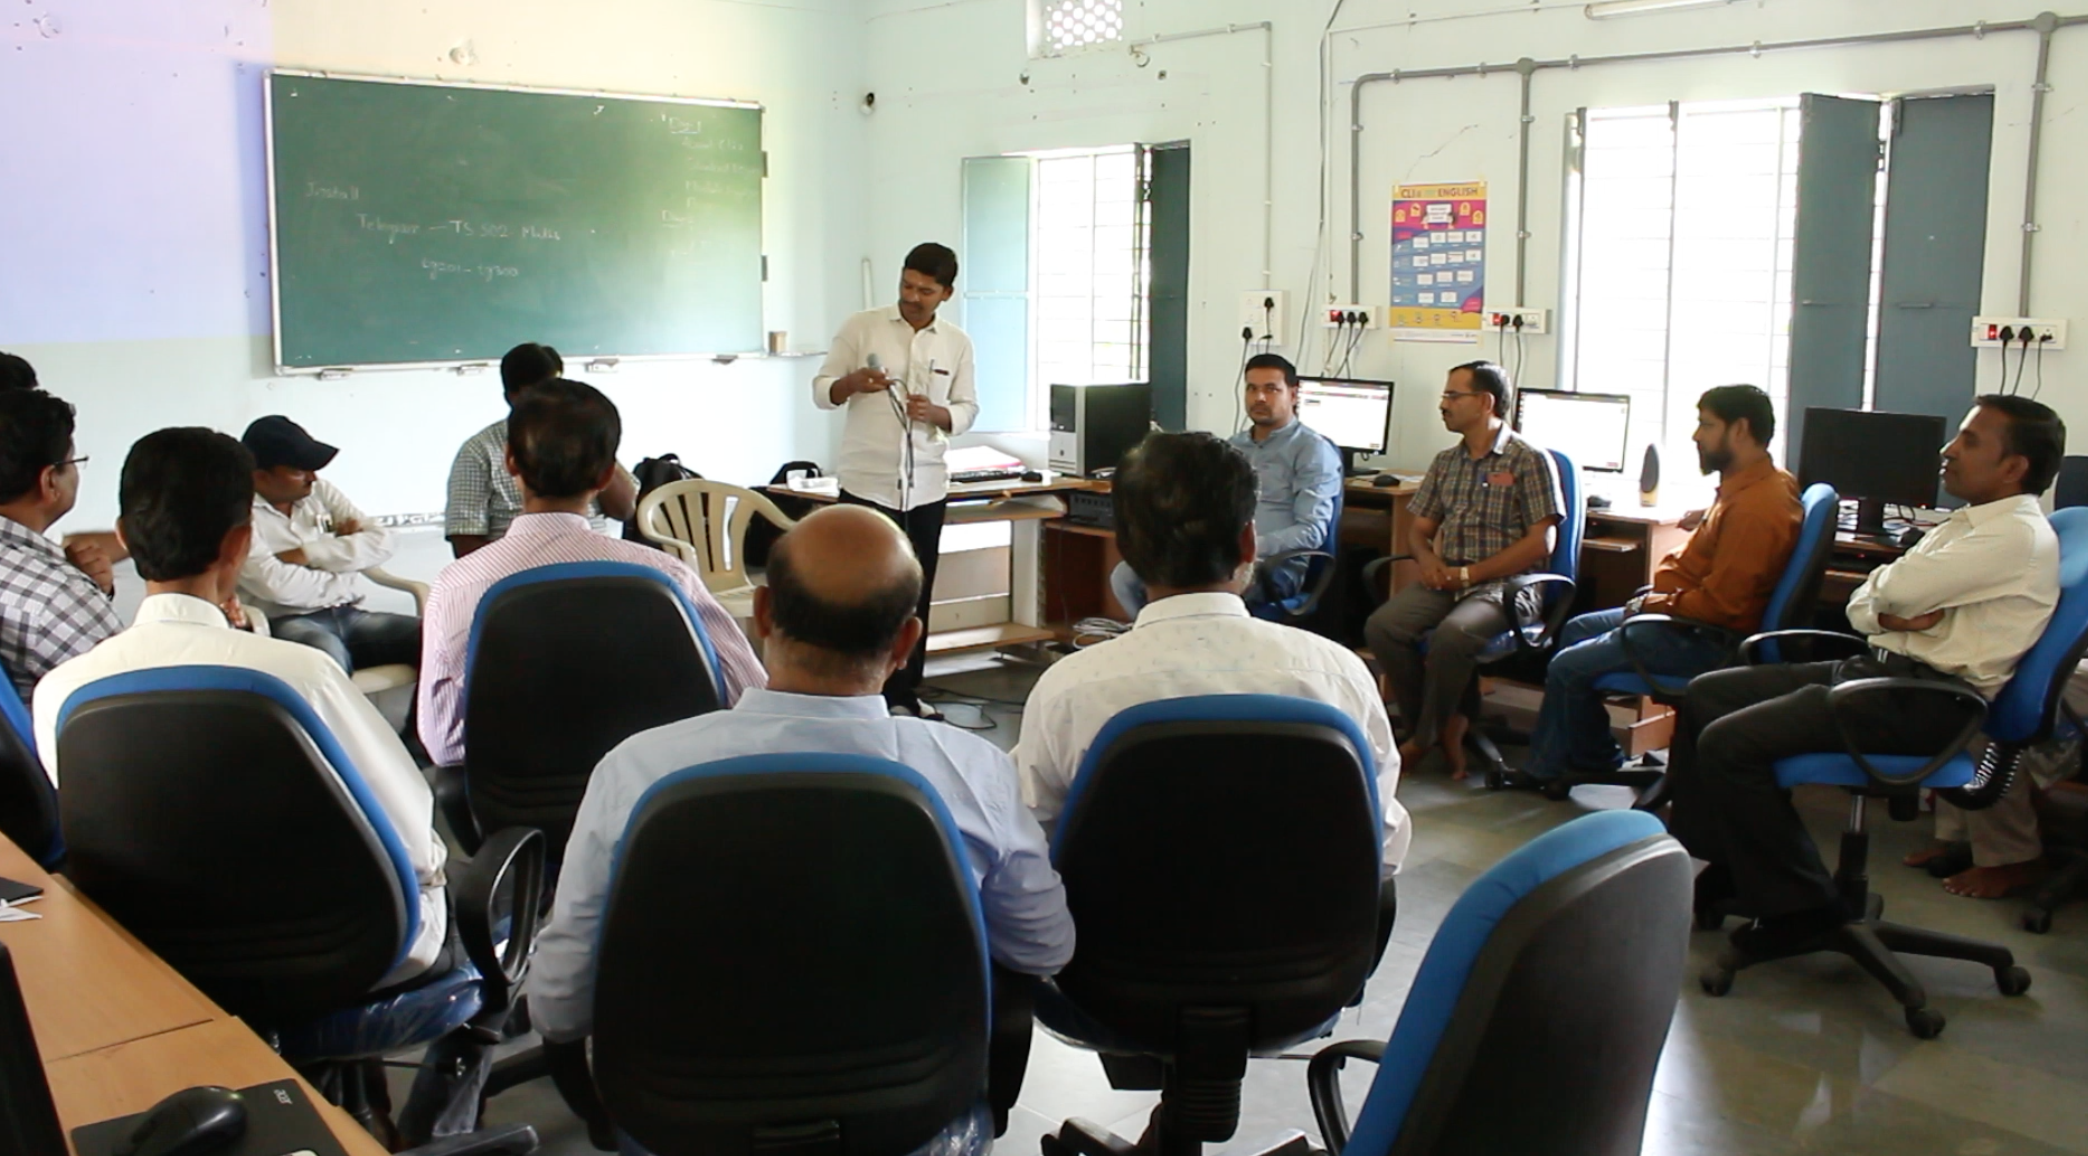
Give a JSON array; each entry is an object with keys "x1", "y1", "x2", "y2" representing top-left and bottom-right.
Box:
[{"x1": 865, "y1": 352, "x2": 883, "y2": 373}]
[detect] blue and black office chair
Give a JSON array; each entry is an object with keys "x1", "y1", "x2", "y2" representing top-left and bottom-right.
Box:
[
  {"x1": 0, "y1": 671, "x2": 59, "y2": 870},
  {"x1": 53, "y1": 666, "x2": 546, "y2": 1148},
  {"x1": 1304, "y1": 811, "x2": 1690, "y2": 1156},
  {"x1": 1251, "y1": 439, "x2": 1346, "y2": 636},
  {"x1": 1037, "y1": 695, "x2": 1391, "y2": 1156},
  {"x1": 1569, "y1": 482, "x2": 1840, "y2": 807},
  {"x1": 568, "y1": 754, "x2": 1013, "y2": 1156},
  {"x1": 1698, "y1": 506, "x2": 2088, "y2": 1038},
  {"x1": 1362, "y1": 447, "x2": 1586, "y2": 786},
  {"x1": 434, "y1": 560, "x2": 731, "y2": 1132},
  {"x1": 437, "y1": 561, "x2": 727, "y2": 861}
]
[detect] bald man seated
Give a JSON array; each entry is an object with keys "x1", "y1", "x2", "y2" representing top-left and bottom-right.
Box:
[{"x1": 531, "y1": 506, "x2": 1076, "y2": 1077}]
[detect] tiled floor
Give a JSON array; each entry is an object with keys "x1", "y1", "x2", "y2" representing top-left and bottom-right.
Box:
[{"x1": 392, "y1": 632, "x2": 2088, "y2": 1155}]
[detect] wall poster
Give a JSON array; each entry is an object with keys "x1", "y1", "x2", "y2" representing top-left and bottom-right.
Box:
[{"x1": 1389, "y1": 181, "x2": 1487, "y2": 342}]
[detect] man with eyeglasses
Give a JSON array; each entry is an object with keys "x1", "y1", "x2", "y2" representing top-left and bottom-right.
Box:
[
  {"x1": 0, "y1": 387, "x2": 122, "y2": 705},
  {"x1": 1363, "y1": 361, "x2": 1564, "y2": 780}
]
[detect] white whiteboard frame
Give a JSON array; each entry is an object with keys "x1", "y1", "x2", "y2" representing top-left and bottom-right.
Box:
[{"x1": 265, "y1": 68, "x2": 765, "y2": 377}]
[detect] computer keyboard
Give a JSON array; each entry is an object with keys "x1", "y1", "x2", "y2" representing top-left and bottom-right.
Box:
[{"x1": 950, "y1": 468, "x2": 1026, "y2": 484}]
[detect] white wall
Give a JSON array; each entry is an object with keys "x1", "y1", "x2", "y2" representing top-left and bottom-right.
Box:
[
  {"x1": 2, "y1": 0, "x2": 868, "y2": 527},
  {"x1": 863, "y1": 0, "x2": 2088, "y2": 475}
]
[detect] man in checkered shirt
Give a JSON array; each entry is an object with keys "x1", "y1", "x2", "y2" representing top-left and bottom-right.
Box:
[
  {"x1": 0, "y1": 387, "x2": 122, "y2": 706},
  {"x1": 444, "y1": 343, "x2": 638, "y2": 558},
  {"x1": 1364, "y1": 362, "x2": 1564, "y2": 780}
]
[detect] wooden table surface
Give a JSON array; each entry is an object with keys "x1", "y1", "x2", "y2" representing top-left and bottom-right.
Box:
[
  {"x1": 0, "y1": 840, "x2": 220, "y2": 1063},
  {"x1": 0, "y1": 835, "x2": 385, "y2": 1156},
  {"x1": 44, "y1": 1017, "x2": 388, "y2": 1156}
]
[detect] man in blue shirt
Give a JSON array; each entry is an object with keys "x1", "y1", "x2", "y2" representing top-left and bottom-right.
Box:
[
  {"x1": 533, "y1": 505, "x2": 1075, "y2": 1053},
  {"x1": 1110, "y1": 354, "x2": 1344, "y2": 618}
]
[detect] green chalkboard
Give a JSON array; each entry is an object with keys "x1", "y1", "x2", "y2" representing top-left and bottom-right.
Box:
[{"x1": 267, "y1": 72, "x2": 763, "y2": 370}]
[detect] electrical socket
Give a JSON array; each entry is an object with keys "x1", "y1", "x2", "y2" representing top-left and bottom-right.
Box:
[
  {"x1": 1485, "y1": 308, "x2": 1551, "y2": 335},
  {"x1": 1970, "y1": 316, "x2": 2067, "y2": 349},
  {"x1": 1320, "y1": 305, "x2": 1384, "y2": 329},
  {"x1": 1239, "y1": 290, "x2": 1289, "y2": 348}
]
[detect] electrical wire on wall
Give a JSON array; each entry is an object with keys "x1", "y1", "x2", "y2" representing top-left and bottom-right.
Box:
[
  {"x1": 1234, "y1": 327, "x2": 1254, "y2": 433},
  {"x1": 2033, "y1": 335, "x2": 2047, "y2": 399}
]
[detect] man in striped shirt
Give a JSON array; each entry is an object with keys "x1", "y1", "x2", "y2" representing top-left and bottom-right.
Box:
[{"x1": 417, "y1": 379, "x2": 764, "y2": 765}]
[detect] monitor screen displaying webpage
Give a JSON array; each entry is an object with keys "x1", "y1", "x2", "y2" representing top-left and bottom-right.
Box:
[
  {"x1": 1297, "y1": 378, "x2": 1394, "y2": 452},
  {"x1": 1514, "y1": 388, "x2": 1632, "y2": 473}
]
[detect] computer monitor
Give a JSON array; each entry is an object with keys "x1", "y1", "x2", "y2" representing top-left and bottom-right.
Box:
[
  {"x1": 1798, "y1": 407, "x2": 1948, "y2": 537},
  {"x1": 0, "y1": 942, "x2": 66, "y2": 1156},
  {"x1": 1296, "y1": 377, "x2": 1395, "y2": 475},
  {"x1": 1513, "y1": 389, "x2": 1633, "y2": 474}
]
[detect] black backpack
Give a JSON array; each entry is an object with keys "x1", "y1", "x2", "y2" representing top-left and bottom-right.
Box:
[
  {"x1": 622, "y1": 454, "x2": 701, "y2": 548},
  {"x1": 744, "y1": 460, "x2": 825, "y2": 568}
]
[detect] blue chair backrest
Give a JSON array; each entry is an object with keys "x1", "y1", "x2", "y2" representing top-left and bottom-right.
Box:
[
  {"x1": 0, "y1": 669, "x2": 59, "y2": 869},
  {"x1": 55, "y1": 666, "x2": 420, "y2": 1020},
  {"x1": 1052, "y1": 694, "x2": 1385, "y2": 1052},
  {"x1": 592, "y1": 753, "x2": 991, "y2": 1156},
  {"x1": 1063, "y1": 693, "x2": 1380, "y2": 829},
  {"x1": 462, "y1": 560, "x2": 728, "y2": 858},
  {"x1": 1753, "y1": 483, "x2": 1840, "y2": 663},
  {"x1": 1547, "y1": 448, "x2": 1584, "y2": 583},
  {"x1": 1344, "y1": 810, "x2": 1691, "y2": 1156},
  {"x1": 465, "y1": 560, "x2": 724, "y2": 694},
  {"x1": 1988, "y1": 507, "x2": 2088, "y2": 744}
]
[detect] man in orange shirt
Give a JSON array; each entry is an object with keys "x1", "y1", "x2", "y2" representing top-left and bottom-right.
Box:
[{"x1": 1521, "y1": 384, "x2": 1802, "y2": 783}]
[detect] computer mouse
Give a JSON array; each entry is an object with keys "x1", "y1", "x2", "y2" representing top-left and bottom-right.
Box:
[
  {"x1": 116, "y1": 1086, "x2": 247, "y2": 1156},
  {"x1": 1021, "y1": 470, "x2": 1044, "y2": 483},
  {"x1": 1895, "y1": 525, "x2": 1926, "y2": 549},
  {"x1": 1371, "y1": 473, "x2": 1397, "y2": 487},
  {"x1": 1586, "y1": 493, "x2": 1613, "y2": 509}
]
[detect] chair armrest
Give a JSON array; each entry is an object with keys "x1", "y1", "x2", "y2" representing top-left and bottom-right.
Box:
[
  {"x1": 1359, "y1": 555, "x2": 1415, "y2": 607},
  {"x1": 1307, "y1": 1039, "x2": 1388, "y2": 1155},
  {"x1": 365, "y1": 568, "x2": 431, "y2": 615},
  {"x1": 989, "y1": 966, "x2": 1038, "y2": 1137},
  {"x1": 451, "y1": 825, "x2": 546, "y2": 1016},
  {"x1": 398, "y1": 1124, "x2": 539, "y2": 1156},
  {"x1": 1824, "y1": 678, "x2": 1988, "y2": 788},
  {"x1": 1255, "y1": 550, "x2": 1337, "y2": 618},
  {"x1": 546, "y1": 1038, "x2": 617, "y2": 1151},
  {"x1": 1614, "y1": 614, "x2": 1740, "y2": 697},
  {"x1": 1740, "y1": 629, "x2": 1868, "y2": 666},
  {"x1": 1501, "y1": 572, "x2": 1576, "y2": 652},
  {"x1": 433, "y1": 764, "x2": 482, "y2": 855}
]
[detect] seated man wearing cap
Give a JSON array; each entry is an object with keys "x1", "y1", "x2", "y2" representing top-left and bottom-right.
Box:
[{"x1": 236, "y1": 416, "x2": 420, "y2": 674}]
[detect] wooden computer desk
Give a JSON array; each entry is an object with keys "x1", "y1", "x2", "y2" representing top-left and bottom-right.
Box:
[{"x1": 0, "y1": 836, "x2": 385, "y2": 1156}]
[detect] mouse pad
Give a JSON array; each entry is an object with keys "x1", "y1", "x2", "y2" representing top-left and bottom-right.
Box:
[{"x1": 71, "y1": 1078, "x2": 350, "y2": 1156}]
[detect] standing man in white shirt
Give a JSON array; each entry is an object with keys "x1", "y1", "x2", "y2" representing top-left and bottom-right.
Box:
[
  {"x1": 236, "y1": 416, "x2": 419, "y2": 674},
  {"x1": 813, "y1": 243, "x2": 979, "y2": 718},
  {"x1": 34, "y1": 428, "x2": 448, "y2": 989},
  {"x1": 1668, "y1": 395, "x2": 2065, "y2": 956},
  {"x1": 1016, "y1": 431, "x2": 1410, "y2": 880}
]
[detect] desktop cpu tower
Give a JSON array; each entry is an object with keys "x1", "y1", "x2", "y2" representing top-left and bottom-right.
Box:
[{"x1": 1049, "y1": 382, "x2": 1153, "y2": 478}]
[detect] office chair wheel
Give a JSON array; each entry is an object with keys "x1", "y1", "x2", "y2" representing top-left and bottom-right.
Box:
[
  {"x1": 1699, "y1": 966, "x2": 1734, "y2": 997},
  {"x1": 1541, "y1": 778, "x2": 1573, "y2": 802},
  {"x1": 1996, "y1": 965, "x2": 2032, "y2": 997},
  {"x1": 1905, "y1": 1007, "x2": 1946, "y2": 1039},
  {"x1": 1484, "y1": 768, "x2": 1508, "y2": 791},
  {"x1": 2023, "y1": 908, "x2": 2054, "y2": 935}
]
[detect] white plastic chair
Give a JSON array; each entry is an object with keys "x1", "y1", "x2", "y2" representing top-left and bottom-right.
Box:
[
  {"x1": 352, "y1": 567, "x2": 431, "y2": 701},
  {"x1": 637, "y1": 480, "x2": 800, "y2": 621}
]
